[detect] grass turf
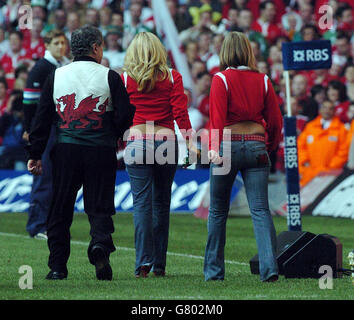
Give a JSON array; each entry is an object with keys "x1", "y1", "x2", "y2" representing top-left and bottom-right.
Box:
[{"x1": 0, "y1": 212, "x2": 353, "y2": 300}]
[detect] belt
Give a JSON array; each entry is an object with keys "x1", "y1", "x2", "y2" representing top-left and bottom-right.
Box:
[
  {"x1": 128, "y1": 134, "x2": 176, "y2": 141},
  {"x1": 224, "y1": 134, "x2": 265, "y2": 142}
]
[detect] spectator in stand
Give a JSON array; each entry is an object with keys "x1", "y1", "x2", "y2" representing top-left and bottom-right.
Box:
[
  {"x1": 268, "y1": 45, "x2": 283, "y2": 85},
  {"x1": 217, "y1": 6, "x2": 238, "y2": 34},
  {"x1": 327, "y1": 80, "x2": 350, "y2": 123},
  {"x1": 23, "y1": 18, "x2": 46, "y2": 61},
  {"x1": 299, "y1": 84, "x2": 326, "y2": 121},
  {"x1": 332, "y1": 32, "x2": 353, "y2": 68},
  {"x1": 0, "y1": 31, "x2": 32, "y2": 90},
  {"x1": 251, "y1": 0, "x2": 283, "y2": 45},
  {"x1": 185, "y1": 40, "x2": 199, "y2": 67},
  {"x1": 250, "y1": 40, "x2": 263, "y2": 62},
  {"x1": 206, "y1": 33, "x2": 224, "y2": 75},
  {"x1": 44, "y1": 9, "x2": 67, "y2": 34},
  {"x1": 31, "y1": 0, "x2": 48, "y2": 22},
  {"x1": 292, "y1": 74, "x2": 309, "y2": 101},
  {"x1": 195, "y1": 71, "x2": 211, "y2": 129},
  {"x1": 111, "y1": 11, "x2": 124, "y2": 30},
  {"x1": 103, "y1": 28, "x2": 125, "y2": 72},
  {"x1": 179, "y1": 7, "x2": 218, "y2": 44},
  {"x1": 293, "y1": 23, "x2": 321, "y2": 42},
  {"x1": 0, "y1": 77, "x2": 9, "y2": 116},
  {"x1": 85, "y1": 8, "x2": 100, "y2": 28},
  {"x1": 191, "y1": 60, "x2": 207, "y2": 83},
  {"x1": 122, "y1": 2, "x2": 153, "y2": 50},
  {"x1": 281, "y1": 11, "x2": 302, "y2": 41},
  {"x1": 298, "y1": 2, "x2": 314, "y2": 26},
  {"x1": 14, "y1": 64, "x2": 29, "y2": 91},
  {"x1": 257, "y1": 60, "x2": 269, "y2": 75},
  {"x1": 324, "y1": 3, "x2": 353, "y2": 43},
  {"x1": 238, "y1": 8, "x2": 268, "y2": 57},
  {"x1": 0, "y1": 27, "x2": 10, "y2": 59},
  {"x1": 99, "y1": 6, "x2": 113, "y2": 38},
  {"x1": 0, "y1": 90, "x2": 27, "y2": 171},
  {"x1": 297, "y1": 99, "x2": 349, "y2": 186},
  {"x1": 344, "y1": 64, "x2": 354, "y2": 101},
  {"x1": 166, "y1": 0, "x2": 192, "y2": 33},
  {"x1": 65, "y1": 11, "x2": 81, "y2": 42},
  {"x1": 197, "y1": 31, "x2": 213, "y2": 62}
]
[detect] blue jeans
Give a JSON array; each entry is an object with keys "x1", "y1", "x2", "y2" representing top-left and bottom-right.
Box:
[
  {"x1": 125, "y1": 138, "x2": 178, "y2": 275},
  {"x1": 26, "y1": 125, "x2": 56, "y2": 237},
  {"x1": 204, "y1": 140, "x2": 278, "y2": 281}
]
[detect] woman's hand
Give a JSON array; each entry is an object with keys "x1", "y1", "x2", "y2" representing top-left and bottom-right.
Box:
[{"x1": 208, "y1": 150, "x2": 223, "y2": 165}]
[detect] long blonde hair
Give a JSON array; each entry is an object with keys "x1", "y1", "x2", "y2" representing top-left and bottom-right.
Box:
[
  {"x1": 219, "y1": 31, "x2": 258, "y2": 72},
  {"x1": 123, "y1": 32, "x2": 171, "y2": 92}
]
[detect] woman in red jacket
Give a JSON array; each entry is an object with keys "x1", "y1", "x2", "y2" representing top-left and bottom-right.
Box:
[
  {"x1": 122, "y1": 32, "x2": 194, "y2": 278},
  {"x1": 204, "y1": 32, "x2": 283, "y2": 282}
]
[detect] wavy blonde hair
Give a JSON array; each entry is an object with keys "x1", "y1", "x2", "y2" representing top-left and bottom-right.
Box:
[
  {"x1": 123, "y1": 32, "x2": 171, "y2": 92},
  {"x1": 219, "y1": 31, "x2": 258, "y2": 72}
]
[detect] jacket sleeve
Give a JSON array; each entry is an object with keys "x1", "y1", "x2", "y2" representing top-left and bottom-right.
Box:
[
  {"x1": 262, "y1": 76, "x2": 283, "y2": 152},
  {"x1": 328, "y1": 125, "x2": 349, "y2": 169},
  {"x1": 170, "y1": 70, "x2": 192, "y2": 138},
  {"x1": 22, "y1": 61, "x2": 50, "y2": 133},
  {"x1": 108, "y1": 70, "x2": 135, "y2": 140},
  {"x1": 25, "y1": 71, "x2": 56, "y2": 160},
  {"x1": 208, "y1": 74, "x2": 228, "y2": 152}
]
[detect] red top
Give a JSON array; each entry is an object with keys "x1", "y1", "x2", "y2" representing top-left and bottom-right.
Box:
[
  {"x1": 209, "y1": 67, "x2": 283, "y2": 152},
  {"x1": 121, "y1": 69, "x2": 192, "y2": 136}
]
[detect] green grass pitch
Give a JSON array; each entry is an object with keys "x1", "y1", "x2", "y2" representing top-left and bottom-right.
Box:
[{"x1": 0, "y1": 212, "x2": 353, "y2": 300}]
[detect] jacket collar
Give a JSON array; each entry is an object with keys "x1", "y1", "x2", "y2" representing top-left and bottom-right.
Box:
[{"x1": 73, "y1": 56, "x2": 98, "y2": 63}]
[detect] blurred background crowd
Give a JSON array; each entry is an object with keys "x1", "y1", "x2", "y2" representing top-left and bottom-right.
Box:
[{"x1": 0, "y1": 0, "x2": 353, "y2": 186}]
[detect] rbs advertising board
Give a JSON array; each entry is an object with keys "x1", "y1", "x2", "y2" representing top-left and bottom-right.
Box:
[{"x1": 282, "y1": 40, "x2": 332, "y2": 71}]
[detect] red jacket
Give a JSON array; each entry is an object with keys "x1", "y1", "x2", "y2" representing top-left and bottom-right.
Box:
[
  {"x1": 121, "y1": 69, "x2": 192, "y2": 134},
  {"x1": 208, "y1": 67, "x2": 282, "y2": 152}
]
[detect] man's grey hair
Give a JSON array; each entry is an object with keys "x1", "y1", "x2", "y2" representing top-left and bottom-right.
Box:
[{"x1": 71, "y1": 25, "x2": 103, "y2": 57}]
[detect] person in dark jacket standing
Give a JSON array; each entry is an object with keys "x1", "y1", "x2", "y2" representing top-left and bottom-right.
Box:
[
  {"x1": 23, "y1": 29, "x2": 69, "y2": 240},
  {"x1": 26, "y1": 26, "x2": 135, "y2": 281}
]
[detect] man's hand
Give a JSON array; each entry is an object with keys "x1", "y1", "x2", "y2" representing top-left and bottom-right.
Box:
[
  {"x1": 27, "y1": 159, "x2": 42, "y2": 175},
  {"x1": 22, "y1": 131, "x2": 29, "y2": 141},
  {"x1": 208, "y1": 150, "x2": 223, "y2": 165}
]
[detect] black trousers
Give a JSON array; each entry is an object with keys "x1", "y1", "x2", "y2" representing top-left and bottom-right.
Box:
[{"x1": 47, "y1": 143, "x2": 117, "y2": 273}]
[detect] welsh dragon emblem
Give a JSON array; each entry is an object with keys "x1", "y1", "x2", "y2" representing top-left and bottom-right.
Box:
[{"x1": 56, "y1": 93, "x2": 108, "y2": 129}]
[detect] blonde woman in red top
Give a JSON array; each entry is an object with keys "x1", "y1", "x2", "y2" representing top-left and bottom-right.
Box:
[
  {"x1": 122, "y1": 32, "x2": 194, "y2": 278},
  {"x1": 204, "y1": 32, "x2": 283, "y2": 282}
]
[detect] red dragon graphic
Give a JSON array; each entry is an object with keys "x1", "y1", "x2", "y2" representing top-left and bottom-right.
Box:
[{"x1": 56, "y1": 93, "x2": 108, "y2": 129}]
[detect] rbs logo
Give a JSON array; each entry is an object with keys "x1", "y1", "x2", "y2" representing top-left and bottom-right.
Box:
[{"x1": 293, "y1": 49, "x2": 330, "y2": 63}]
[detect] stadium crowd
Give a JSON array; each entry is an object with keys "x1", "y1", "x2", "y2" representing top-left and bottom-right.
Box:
[{"x1": 0, "y1": 0, "x2": 353, "y2": 186}]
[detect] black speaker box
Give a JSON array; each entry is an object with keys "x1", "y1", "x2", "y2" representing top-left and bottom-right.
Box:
[{"x1": 249, "y1": 231, "x2": 343, "y2": 278}]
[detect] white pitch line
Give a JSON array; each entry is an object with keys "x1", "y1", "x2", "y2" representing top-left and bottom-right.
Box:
[{"x1": 0, "y1": 232, "x2": 248, "y2": 266}]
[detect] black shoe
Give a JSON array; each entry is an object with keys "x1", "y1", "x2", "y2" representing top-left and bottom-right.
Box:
[
  {"x1": 46, "y1": 271, "x2": 67, "y2": 280},
  {"x1": 91, "y1": 245, "x2": 112, "y2": 281}
]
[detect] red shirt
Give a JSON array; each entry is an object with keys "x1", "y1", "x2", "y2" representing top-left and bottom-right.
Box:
[
  {"x1": 251, "y1": 19, "x2": 283, "y2": 44},
  {"x1": 121, "y1": 69, "x2": 192, "y2": 134},
  {"x1": 209, "y1": 67, "x2": 282, "y2": 152},
  {"x1": 0, "y1": 50, "x2": 31, "y2": 90}
]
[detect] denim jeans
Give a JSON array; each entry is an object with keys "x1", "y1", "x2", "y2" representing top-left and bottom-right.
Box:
[
  {"x1": 26, "y1": 125, "x2": 56, "y2": 237},
  {"x1": 204, "y1": 140, "x2": 278, "y2": 281},
  {"x1": 125, "y1": 138, "x2": 178, "y2": 275}
]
